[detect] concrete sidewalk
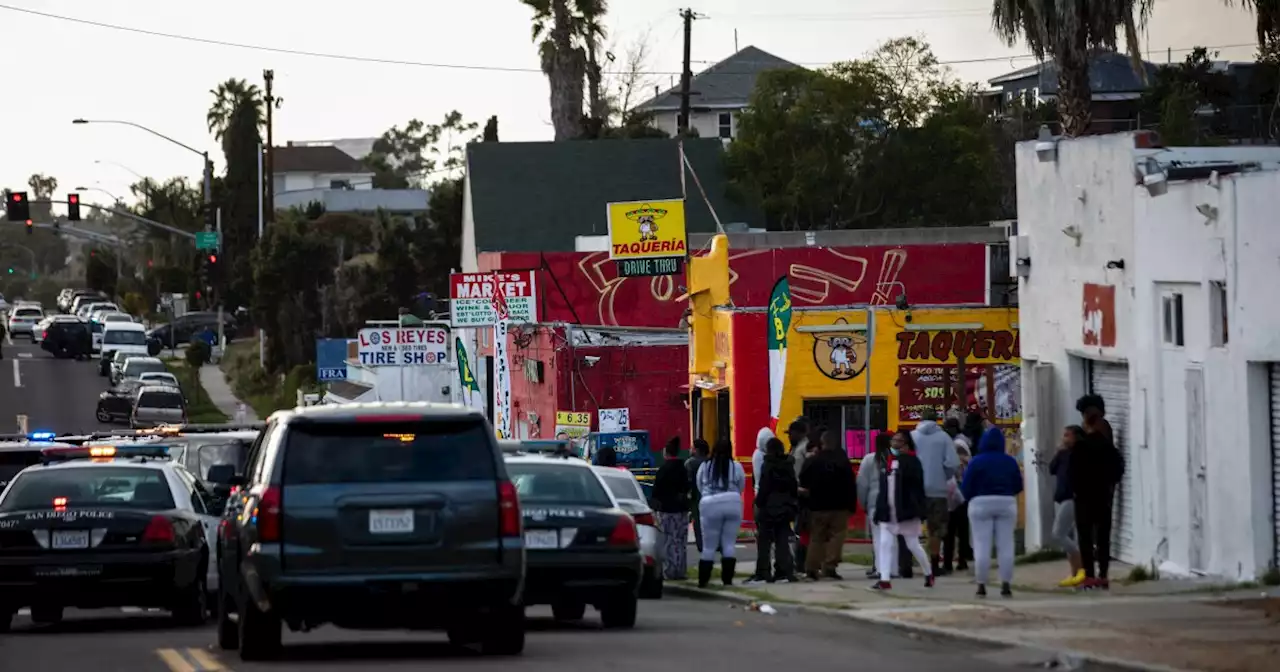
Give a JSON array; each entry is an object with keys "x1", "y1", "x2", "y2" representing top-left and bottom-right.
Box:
[
  {"x1": 197, "y1": 364, "x2": 259, "y2": 422},
  {"x1": 668, "y1": 557, "x2": 1280, "y2": 672}
]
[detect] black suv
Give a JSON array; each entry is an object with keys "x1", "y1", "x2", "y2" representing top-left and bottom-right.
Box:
[
  {"x1": 148, "y1": 312, "x2": 237, "y2": 348},
  {"x1": 40, "y1": 319, "x2": 92, "y2": 359},
  {"x1": 213, "y1": 403, "x2": 525, "y2": 661}
]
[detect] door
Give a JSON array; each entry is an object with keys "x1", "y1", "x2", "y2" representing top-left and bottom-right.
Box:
[
  {"x1": 1270, "y1": 365, "x2": 1280, "y2": 569},
  {"x1": 1089, "y1": 361, "x2": 1135, "y2": 564},
  {"x1": 1185, "y1": 367, "x2": 1208, "y2": 572},
  {"x1": 173, "y1": 467, "x2": 221, "y2": 592}
]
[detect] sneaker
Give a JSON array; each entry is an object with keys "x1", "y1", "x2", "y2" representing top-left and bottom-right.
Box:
[
  {"x1": 956, "y1": 561, "x2": 969, "y2": 571},
  {"x1": 1000, "y1": 582, "x2": 1013, "y2": 598},
  {"x1": 868, "y1": 581, "x2": 892, "y2": 592},
  {"x1": 1097, "y1": 578, "x2": 1111, "y2": 590},
  {"x1": 976, "y1": 584, "x2": 987, "y2": 597},
  {"x1": 823, "y1": 570, "x2": 844, "y2": 581},
  {"x1": 1059, "y1": 570, "x2": 1086, "y2": 588},
  {"x1": 743, "y1": 575, "x2": 770, "y2": 586},
  {"x1": 1078, "y1": 577, "x2": 1102, "y2": 591},
  {"x1": 775, "y1": 575, "x2": 799, "y2": 584},
  {"x1": 805, "y1": 571, "x2": 821, "y2": 582},
  {"x1": 924, "y1": 575, "x2": 935, "y2": 588},
  {"x1": 865, "y1": 567, "x2": 879, "y2": 579}
]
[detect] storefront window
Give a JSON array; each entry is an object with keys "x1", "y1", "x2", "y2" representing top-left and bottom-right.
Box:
[{"x1": 802, "y1": 398, "x2": 888, "y2": 457}]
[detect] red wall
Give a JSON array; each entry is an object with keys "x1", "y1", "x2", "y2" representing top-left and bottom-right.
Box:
[{"x1": 480, "y1": 244, "x2": 988, "y2": 328}]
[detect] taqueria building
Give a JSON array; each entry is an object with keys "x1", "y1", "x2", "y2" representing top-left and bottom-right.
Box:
[{"x1": 686, "y1": 235, "x2": 1023, "y2": 524}]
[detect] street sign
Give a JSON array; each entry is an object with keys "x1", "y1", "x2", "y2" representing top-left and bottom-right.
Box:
[
  {"x1": 315, "y1": 338, "x2": 350, "y2": 381},
  {"x1": 356, "y1": 326, "x2": 449, "y2": 366},
  {"x1": 449, "y1": 271, "x2": 537, "y2": 327},
  {"x1": 195, "y1": 232, "x2": 220, "y2": 250}
]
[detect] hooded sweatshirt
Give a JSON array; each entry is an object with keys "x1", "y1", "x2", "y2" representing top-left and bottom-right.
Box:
[
  {"x1": 752, "y1": 427, "x2": 774, "y2": 495},
  {"x1": 960, "y1": 427, "x2": 1024, "y2": 500},
  {"x1": 910, "y1": 420, "x2": 960, "y2": 498}
]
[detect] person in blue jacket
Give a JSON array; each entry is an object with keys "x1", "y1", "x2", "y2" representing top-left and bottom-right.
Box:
[{"x1": 961, "y1": 427, "x2": 1024, "y2": 598}]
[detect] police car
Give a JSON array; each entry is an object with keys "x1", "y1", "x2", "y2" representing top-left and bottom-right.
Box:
[
  {"x1": 502, "y1": 443, "x2": 642, "y2": 628},
  {"x1": 0, "y1": 443, "x2": 223, "y2": 631}
]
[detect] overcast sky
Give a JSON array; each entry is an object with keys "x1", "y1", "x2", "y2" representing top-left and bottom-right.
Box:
[{"x1": 0, "y1": 0, "x2": 1258, "y2": 212}]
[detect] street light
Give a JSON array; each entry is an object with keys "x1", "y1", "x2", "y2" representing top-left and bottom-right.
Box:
[
  {"x1": 71, "y1": 118, "x2": 213, "y2": 206},
  {"x1": 75, "y1": 185, "x2": 122, "y2": 203},
  {"x1": 94, "y1": 159, "x2": 146, "y2": 181}
]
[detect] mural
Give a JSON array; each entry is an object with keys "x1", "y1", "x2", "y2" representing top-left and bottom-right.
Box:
[
  {"x1": 480, "y1": 244, "x2": 989, "y2": 328},
  {"x1": 811, "y1": 318, "x2": 869, "y2": 381}
]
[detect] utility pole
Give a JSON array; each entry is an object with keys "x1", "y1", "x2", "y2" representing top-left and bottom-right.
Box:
[
  {"x1": 678, "y1": 8, "x2": 697, "y2": 136},
  {"x1": 263, "y1": 69, "x2": 279, "y2": 224}
]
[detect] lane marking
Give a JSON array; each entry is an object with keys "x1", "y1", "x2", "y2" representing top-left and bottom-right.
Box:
[
  {"x1": 155, "y1": 649, "x2": 197, "y2": 672},
  {"x1": 186, "y1": 648, "x2": 228, "y2": 670},
  {"x1": 17, "y1": 352, "x2": 31, "y2": 358},
  {"x1": 11, "y1": 358, "x2": 19, "y2": 388}
]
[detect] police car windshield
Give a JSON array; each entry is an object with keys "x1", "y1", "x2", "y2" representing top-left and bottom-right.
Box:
[
  {"x1": 0, "y1": 466, "x2": 175, "y2": 512},
  {"x1": 193, "y1": 440, "x2": 249, "y2": 479},
  {"x1": 507, "y1": 463, "x2": 612, "y2": 507}
]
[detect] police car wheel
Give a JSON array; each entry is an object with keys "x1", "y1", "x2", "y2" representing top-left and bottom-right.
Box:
[
  {"x1": 478, "y1": 605, "x2": 525, "y2": 656},
  {"x1": 0, "y1": 605, "x2": 12, "y2": 633},
  {"x1": 172, "y1": 572, "x2": 208, "y2": 626},
  {"x1": 96, "y1": 407, "x2": 111, "y2": 423},
  {"x1": 640, "y1": 569, "x2": 664, "y2": 600}
]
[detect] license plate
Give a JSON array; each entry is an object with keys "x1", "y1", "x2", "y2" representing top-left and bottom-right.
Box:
[
  {"x1": 34, "y1": 565, "x2": 101, "y2": 578},
  {"x1": 369, "y1": 509, "x2": 414, "y2": 534},
  {"x1": 524, "y1": 529, "x2": 558, "y2": 549},
  {"x1": 51, "y1": 530, "x2": 89, "y2": 549}
]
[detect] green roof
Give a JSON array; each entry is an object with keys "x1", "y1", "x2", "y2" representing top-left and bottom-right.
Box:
[{"x1": 465, "y1": 138, "x2": 761, "y2": 253}]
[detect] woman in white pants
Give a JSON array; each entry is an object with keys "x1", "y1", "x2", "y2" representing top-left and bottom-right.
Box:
[
  {"x1": 868, "y1": 430, "x2": 934, "y2": 591},
  {"x1": 961, "y1": 427, "x2": 1024, "y2": 597}
]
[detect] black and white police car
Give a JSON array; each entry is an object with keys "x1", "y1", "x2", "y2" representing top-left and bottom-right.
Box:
[
  {"x1": 501, "y1": 442, "x2": 643, "y2": 628},
  {"x1": 0, "y1": 443, "x2": 224, "y2": 631}
]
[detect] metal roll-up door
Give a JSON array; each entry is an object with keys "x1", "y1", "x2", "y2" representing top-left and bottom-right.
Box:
[
  {"x1": 1090, "y1": 361, "x2": 1135, "y2": 564},
  {"x1": 1270, "y1": 365, "x2": 1280, "y2": 567}
]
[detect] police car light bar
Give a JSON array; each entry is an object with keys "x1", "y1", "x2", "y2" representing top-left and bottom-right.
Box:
[
  {"x1": 41, "y1": 444, "x2": 171, "y2": 463},
  {"x1": 29, "y1": 431, "x2": 57, "y2": 441}
]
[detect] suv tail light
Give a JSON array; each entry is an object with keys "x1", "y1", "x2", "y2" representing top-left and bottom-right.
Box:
[
  {"x1": 608, "y1": 516, "x2": 638, "y2": 548},
  {"x1": 498, "y1": 480, "x2": 521, "y2": 537},
  {"x1": 631, "y1": 512, "x2": 655, "y2": 527},
  {"x1": 141, "y1": 515, "x2": 175, "y2": 545},
  {"x1": 255, "y1": 486, "x2": 282, "y2": 542},
  {"x1": 41, "y1": 330, "x2": 47, "y2": 340}
]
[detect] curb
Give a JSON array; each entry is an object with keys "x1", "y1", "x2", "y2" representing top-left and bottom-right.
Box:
[{"x1": 663, "y1": 582, "x2": 1191, "y2": 672}]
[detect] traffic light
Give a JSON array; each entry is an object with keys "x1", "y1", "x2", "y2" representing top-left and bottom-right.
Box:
[
  {"x1": 5, "y1": 268, "x2": 11, "y2": 274},
  {"x1": 67, "y1": 193, "x2": 81, "y2": 221},
  {"x1": 25, "y1": 219, "x2": 32, "y2": 235},
  {"x1": 5, "y1": 191, "x2": 30, "y2": 222}
]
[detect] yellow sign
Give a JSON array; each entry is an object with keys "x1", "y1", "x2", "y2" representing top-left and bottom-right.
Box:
[
  {"x1": 607, "y1": 199, "x2": 688, "y2": 260},
  {"x1": 555, "y1": 411, "x2": 591, "y2": 426}
]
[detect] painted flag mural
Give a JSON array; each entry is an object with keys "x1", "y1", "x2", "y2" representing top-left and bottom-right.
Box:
[
  {"x1": 455, "y1": 336, "x2": 482, "y2": 410},
  {"x1": 767, "y1": 277, "x2": 792, "y2": 432}
]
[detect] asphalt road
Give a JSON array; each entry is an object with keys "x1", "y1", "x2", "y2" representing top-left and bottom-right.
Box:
[
  {"x1": 0, "y1": 337, "x2": 115, "y2": 435},
  {"x1": 1, "y1": 596, "x2": 1047, "y2": 672}
]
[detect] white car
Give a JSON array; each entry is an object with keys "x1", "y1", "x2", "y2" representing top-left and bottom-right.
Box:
[
  {"x1": 6, "y1": 305, "x2": 44, "y2": 339},
  {"x1": 138, "y1": 371, "x2": 182, "y2": 388},
  {"x1": 593, "y1": 466, "x2": 664, "y2": 599},
  {"x1": 100, "y1": 322, "x2": 151, "y2": 377},
  {"x1": 79, "y1": 302, "x2": 118, "y2": 319},
  {"x1": 97, "y1": 312, "x2": 135, "y2": 324}
]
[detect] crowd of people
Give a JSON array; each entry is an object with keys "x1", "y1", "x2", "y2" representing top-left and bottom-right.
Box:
[{"x1": 644, "y1": 394, "x2": 1123, "y2": 595}]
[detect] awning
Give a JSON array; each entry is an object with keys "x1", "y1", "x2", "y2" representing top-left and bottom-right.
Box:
[{"x1": 324, "y1": 380, "x2": 375, "y2": 404}]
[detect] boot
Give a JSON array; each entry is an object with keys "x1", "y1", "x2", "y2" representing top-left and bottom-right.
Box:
[
  {"x1": 721, "y1": 557, "x2": 737, "y2": 586},
  {"x1": 697, "y1": 560, "x2": 714, "y2": 588}
]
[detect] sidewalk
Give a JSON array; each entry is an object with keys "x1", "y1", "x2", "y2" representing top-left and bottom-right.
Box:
[
  {"x1": 668, "y1": 557, "x2": 1280, "y2": 672},
  {"x1": 197, "y1": 364, "x2": 259, "y2": 422}
]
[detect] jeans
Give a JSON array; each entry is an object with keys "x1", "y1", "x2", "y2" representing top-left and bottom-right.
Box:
[
  {"x1": 690, "y1": 497, "x2": 703, "y2": 552},
  {"x1": 756, "y1": 518, "x2": 795, "y2": 579},
  {"x1": 1053, "y1": 500, "x2": 1079, "y2": 554},
  {"x1": 699, "y1": 496, "x2": 742, "y2": 562},
  {"x1": 968, "y1": 495, "x2": 1018, "y2": 586},
  {"x1": 1076, "y1": 492, "x2": 1115, "y2": 579},
  {"x1": 805, "y1": 510, "x2": 848, "y2": 574}
]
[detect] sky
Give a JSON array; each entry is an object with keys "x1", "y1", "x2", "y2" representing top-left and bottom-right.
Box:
[{"x1": 0, "y1": 0, "x2": 1260, "y2": 214}]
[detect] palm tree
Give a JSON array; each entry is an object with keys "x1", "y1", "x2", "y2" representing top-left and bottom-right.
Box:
[
  {"x1": 575, "y1": 0, "x2": 610, "y2": 123},
  {"x1": 207, "y1": 78, "x2": 264, "y2": 142},
  {"x1": 991, "y1": 0, "x2": 1153, "y2": 136},
  {"x1": 1224, "y1": 1, "x2": 1280, "y2": 51},
  {"x1": 522, "y1": 0, "x2": 605, "y2": 140}
]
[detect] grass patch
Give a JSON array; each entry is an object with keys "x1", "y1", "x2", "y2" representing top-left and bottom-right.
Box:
[
  {"x1": 164, "y1": 361, "x2": 228, "y2": 423},
  {"x1": 1123, "y1": 561, "x2": 1161, "y2": 584},
  {"x1": 841, "y1": 552, "x2": 875, "y2": 567},
  {"x1": 220, "y1": 341, "x2": 319, "y2": 419},
  {"x1": 1015, "y1": 548, "x2": 1067, "y2": 565}
]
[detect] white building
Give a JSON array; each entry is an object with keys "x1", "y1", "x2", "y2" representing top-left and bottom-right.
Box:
[
  {"x1": 1016, "y1": 131, "x2": 1280, "y2": 580},
  {"x1": 272, "y1": 142, "x2": 428, "y2": 214},
  {"x1": 632, "y1": 46, "x2": 801, "y2": 140}
]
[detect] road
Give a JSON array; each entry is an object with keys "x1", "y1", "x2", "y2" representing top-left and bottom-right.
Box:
[
  {"x1": 2, "y1": 596, "x2": 1047, "y2": 672},
  {"x1": 0, "y1": 337, "x2": 114, "y2": 435}
]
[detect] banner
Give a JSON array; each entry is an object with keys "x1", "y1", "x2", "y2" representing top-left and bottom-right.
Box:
[
  {"x1": 492, "y1": 282, "x2": 513, "y2": 439},
  {"x1": 455, "y1": 336, "x2": 482, "y2": 410},
  {"x1": 553, "y1": 411, "x2": 591, "y2": 441},
  {"x1": 767, "y1": 277, "x2": 792, "y2": 432},
  {"x1": 606, "y1": 198, "x2": 687, "y2": 277},
  {"x1": 356, "y1": 327, "x2": 448, "y2": 366},
  {"x1": 449, "y1": 271, "x2": 537, "y2": 327}
]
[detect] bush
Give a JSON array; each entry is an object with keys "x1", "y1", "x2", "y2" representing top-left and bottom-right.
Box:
[{"x1": 186, "y1": 338, "x2": 211, "y2": 369}]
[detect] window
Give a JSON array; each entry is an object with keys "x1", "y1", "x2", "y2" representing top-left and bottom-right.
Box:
[
  {"x1": 104, "y1": 329, "x2": 147, "y2": 345},
  {"x1": 802, "y1": 398, "x2": 889, "y2": 455},
  {"x1": 599, "y1": 472, "x2": 644, "y2": 503},
  {"x1": 718, "y1": 112, "x2": 733, "y2": 138},
  {"x1": 0, "y1": 467, "x2": 175, "y2": 512},
  {"x1": 123, "y1": 361, "x2": 167, "y2": 377},
  {"x1": 172, "y1": 468, "x2": 207, "y2": 515},
  {"x1": 1209, "y1": 281, "x2": 1228, "y2": 347},
  {"x1": 1162, "y1": 292, "x2": 1185, "y2": 346},
  {"x1": 329, "y1": 179, "x2": 352, "y2": 190},
  {"x1": 281, "y1": 419, "x2": 497, "y2": 484},
  {"x1": 138, "y1": 391, "x2": 185, "y2": 409},
  {"x1": 507, "y1": 464, "x2": 613, "y2": 507}
]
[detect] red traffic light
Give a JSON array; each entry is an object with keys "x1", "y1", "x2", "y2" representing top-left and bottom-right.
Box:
[
  {"x1": 12, "y1": 194, "x2": 21, "y2": 202},
  {"x1": 25, "y1": 220, "x2": 32, "y2": 226},
  {"x1": 68, "y1": 194, "x2": 78, "y2": 204},
  {"x1": 147, "y1": 259, "x2": 153, "y2": 267},
  {"x1": 208, "y1": 254, "x2": 218, "y2": 263},
  {"x1": 195, "y1": 291, "x2": 202, "y2": 299}
]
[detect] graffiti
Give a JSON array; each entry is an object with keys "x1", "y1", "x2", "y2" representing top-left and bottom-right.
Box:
[
  {"x1": 1083, "y1": 283, "x2": 1117, "y2": 348},
  {"x1": 812, "y1": 318, "x2": 869, "y2": 381},
  {"x1": 895, "y1": 330, "x2": 1020, "y2": 362},
  {"x1": 482, "y1": 244, "x2": 987, "y2": 328}
]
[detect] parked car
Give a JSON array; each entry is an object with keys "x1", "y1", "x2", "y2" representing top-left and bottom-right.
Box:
[
  {"x1": 6, "y1": 305, "x2": 44, "y2": 339},
  {"x1": 131, "y1": 385, "x2": 187, "y2": 428},
  {"x1": 96, "y1": 380, "x2": 145, "y2": 424},
  {"x1": 149, "y1": 311, "x2": 237, "y2": 348},
  {"x1": 593, "y1": 466, "x2": 665, "y2": 599}
]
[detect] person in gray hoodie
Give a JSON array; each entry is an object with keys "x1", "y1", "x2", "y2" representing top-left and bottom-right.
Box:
[
  {"x1": 910, "y1": 408, "x2": 960, "y2": 575},
  {"x1": 746, "y1": 427, "x2": 776, "y2": 583}
]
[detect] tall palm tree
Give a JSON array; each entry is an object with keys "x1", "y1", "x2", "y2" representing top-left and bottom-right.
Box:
[
  {"x1": 991, "y1": 0, "x2": 1153, "y2": 136},
  {"x1": 576, "y1": 0, "x2": 610, "y2": 123},
  {"x1": 1224, "y1": 1, "x2": 1280, "y2": 51},
  {"x1": 522, "y1": 0, "x2": 601, "y2": 140},
  {"x1": 207, "y1": 78, "x2": 264, "y2": 142}
]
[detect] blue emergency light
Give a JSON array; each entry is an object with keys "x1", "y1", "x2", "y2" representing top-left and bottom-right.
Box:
[{"x1": 29, "y1": 431, "x2": 57, "y2": 442}]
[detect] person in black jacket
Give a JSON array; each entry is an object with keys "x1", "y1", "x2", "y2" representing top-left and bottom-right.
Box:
[
  {"x1": 1068, "y1": 395, "x2": 1124, "y2": 590},
  {"x1": 650, "y1": 437, "x2": 691, "y2": 580},
  {"x1": 798, "y1": 430, "x2": 857, "y2": 580},
  {"x1": 748, "y1": 437, "x2": 799, "y2": 584},
  {"x1": 870, "y1": 430, "x2": 935, "y2": 591},
  {"x1": 685, "y1": 439, "x2": 710, "y2": 553}
]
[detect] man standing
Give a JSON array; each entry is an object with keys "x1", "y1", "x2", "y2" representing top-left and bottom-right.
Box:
[
  {"x1": 799, "y1": 430, "x2": 857, "y2": 580},
  {"x1": 1068, "y1": 395, "x2": 1124, "y2": 590},
  {"x1": 911, "y1": 408, "x2": 960, "y2": 576}
]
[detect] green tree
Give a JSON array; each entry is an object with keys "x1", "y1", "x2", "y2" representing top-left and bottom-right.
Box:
[
  {"x1": 521, "y1": 0, "x2": 609, "y2": 140},
  {"x1": 209, "y1": 78, "x2": 265, "y2": 311},
  {"x1": 1139, "y1": 47, "x2": 1235, "y2": 144},
  {"x1": 364, "y1": 112, "x2": 480, "y2": 187},
  {"x1": 207, "y1": 79, "x2": 264, "y2": 145},
  {"x1": 483, "y1": 116, "x2": 499, "y2": 141},
  {"x1": 26, "y1": 173, "x2": 57, "y2": 222},
  {"x1": 85, "y1": 248, "x2": 118, "y2": 296},
  {"x1": 251, "y1": 212, "x2": 336, "y2": 372},
  {"x1": 1224, "y1": 1, "x2": 1280, "y2": 50},
  {"x1": 991, "y1": 0, "x2": 1153, "y2": 136}
]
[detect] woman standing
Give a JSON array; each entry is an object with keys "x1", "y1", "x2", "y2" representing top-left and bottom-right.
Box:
[
  {"x1": 651, "y1": 437, "x2": 691, "y2": 581},
  {"x1": 962, "y1": 427, "x2": 1024, "y2": 597},
  {"x1": 1050, "y1": 426, "x2": 1086, "y2": 587},
  {"x1": 751, "y1": 437, "x2": 799, "y2": 583},
  {"x1": 857, "y1": 434, "x2": 892, "y2": 579},
  {"x1": 696, "y1": 439, "x2": 746, "y2": 587},
  {"x1": 870, "y1": 430, "x2": 934, "y2": 591}
]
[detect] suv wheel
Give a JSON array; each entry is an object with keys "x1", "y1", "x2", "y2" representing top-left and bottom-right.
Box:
[
  {"x1": 172, "y1": 573, "x2": 208, "y2": 625},
  {"x1": 237, "y1": 591, "x2": 281, "y2": 661},
  {"x1": 96, "y1": 407, "x2": 111, "y2": 423},
  {"x1": 216, "y1": 585, "x2": 239, "y2": 650},
  {"x1": 600, "y1": 595, "x2": 638, "y2": 629},
  {"x1": 552, "y1": 602, "x2": 586, "y2": 621},
  {"x1": 0, "y1": 604, "x2": 13, "y2": 633},
  {"x1": 479, "y1": 605, "x2": 525, "y2": 656}
]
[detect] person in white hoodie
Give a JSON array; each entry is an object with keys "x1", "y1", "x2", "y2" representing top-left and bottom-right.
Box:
[
  {"x1": 745, "y1": 427, "x2": 775, "y2": 583},
  {"x1": 910, "y1": 408, "x2": 960, "y2": 576}
]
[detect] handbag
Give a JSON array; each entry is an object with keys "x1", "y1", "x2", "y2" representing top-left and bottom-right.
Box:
[{"x1": 946, "y1": 477, "x2": 966, "y2": 511}]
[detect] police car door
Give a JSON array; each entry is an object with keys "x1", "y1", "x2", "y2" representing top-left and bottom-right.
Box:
[{"x1": 172, "y1": 466, "x2": 220, "y2": 592}]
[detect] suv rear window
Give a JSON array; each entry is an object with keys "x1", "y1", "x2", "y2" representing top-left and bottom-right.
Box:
[
  {"x1": 0, "y1": 466, "x2": 175, "y2": 511},
  {"x1": 282, "y1": 420, "x2": 497, "y2": 485},
  {"x1": 508, "y1": 463, "x2": 613, "y2": 507},
  {"x1": 123, "y1": 361, "x2": 166, "y2": 376},
  {"x1": 14, "y1": 308, "x2": 41, "y2": 318},
  {"x1": 138, "y1": 391, "x2": 184, "y2": 409},
  {"x1": 105, "y1": 329, "x2": 147, "y2": 345},
  {"x1": 0, "y1": 450, "x2": 41, "y2": 488},
  {"x1": 599, "y1": 472, "x2": 644, "y2": 502}
]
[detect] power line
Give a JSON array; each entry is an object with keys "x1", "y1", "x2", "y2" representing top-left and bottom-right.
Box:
[{"x1": 0, "y1": 3, "x2": 1260, "y2": 77}]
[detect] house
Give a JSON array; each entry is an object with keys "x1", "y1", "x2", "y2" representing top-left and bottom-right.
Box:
[
  {"x1": 460, "y1": 138, "x2": 762, "y2": 270},
  {"x1": 1014, "y1": 131, "x2": 1280, "y2": 580},
  {"x1": 632, "y1": 46, "x2": 803, "y2": 140},
  {"x1": 983, "y1": 51, "x2": 1158, "y2": 134},
  {"x1": 272, "y1": 141, "x2": 429, "y2": 214}
]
